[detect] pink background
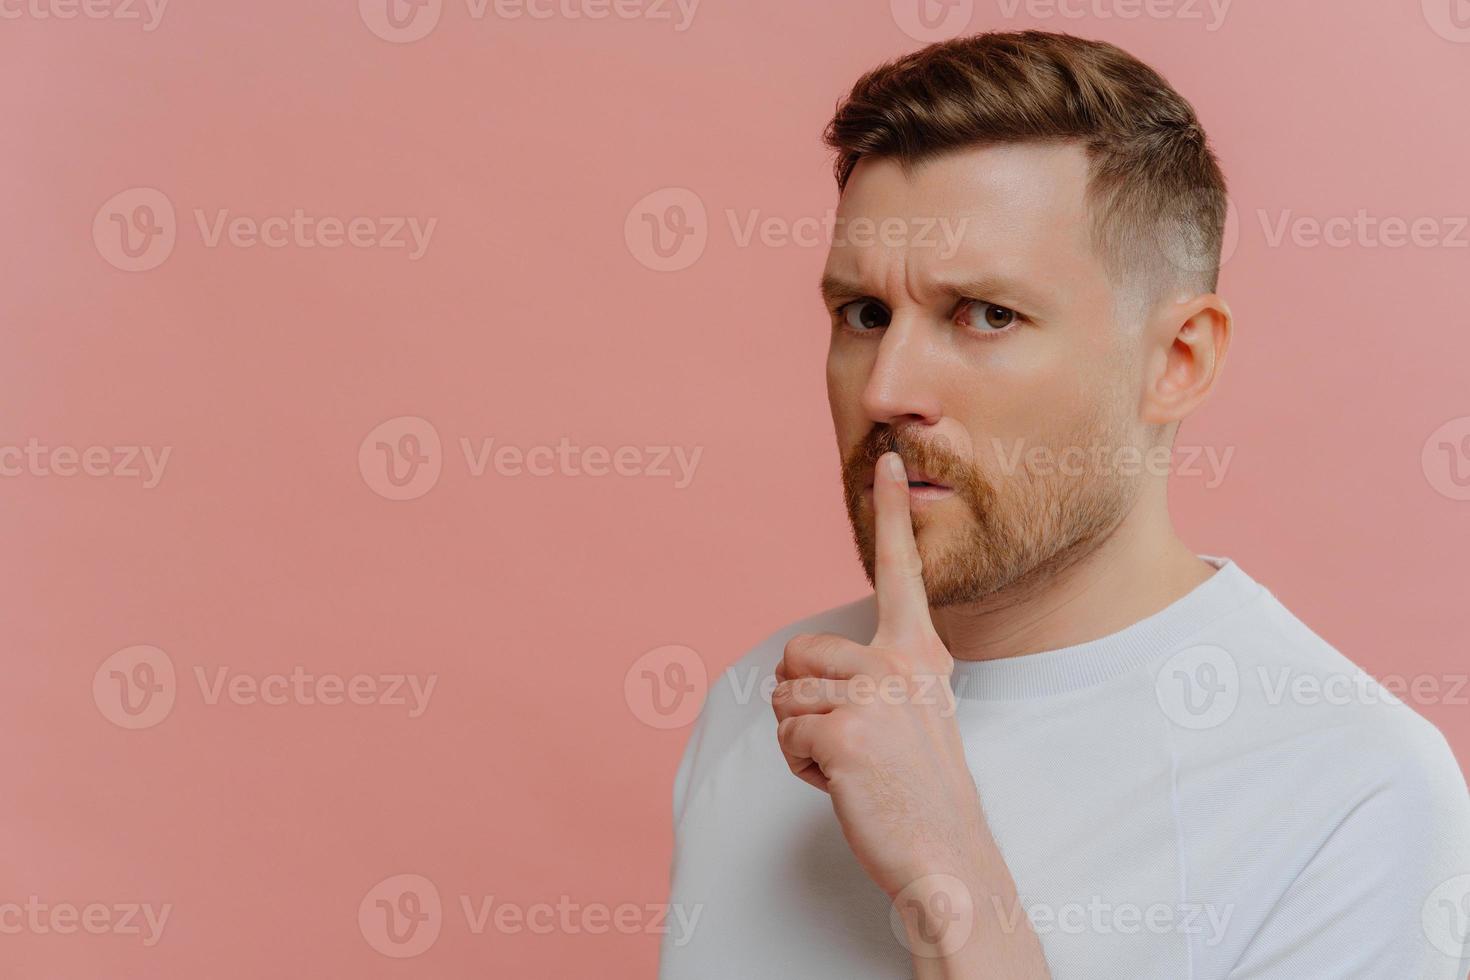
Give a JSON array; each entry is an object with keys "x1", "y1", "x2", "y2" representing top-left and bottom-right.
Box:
[{"x1": 3, "y1": 0, "x2": 1469, "y2": 975}]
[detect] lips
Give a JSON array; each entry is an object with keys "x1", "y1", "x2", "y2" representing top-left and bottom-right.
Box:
[
  {"x1": 866, "y1": 460, "x2": 952, "y2": 491},
  {"x1": 899, "y1": 457, "x2": 951, "y2": 489}
]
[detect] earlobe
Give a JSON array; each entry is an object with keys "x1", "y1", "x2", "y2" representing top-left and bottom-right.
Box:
[{"x1": 1139, "y1": 295, "x2": 1232, "y2": 427}]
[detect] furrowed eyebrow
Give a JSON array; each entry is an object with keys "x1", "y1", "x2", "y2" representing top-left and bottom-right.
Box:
[
  {"x1": 940, "y1": 276, "x2": 1044, "y2": 312},
  {"x1": 818, "y1": 273, "x2": 866, "y2": 305},
  {"x1": 818, "y1": 272, "x2": 1046, "y2": 313}
]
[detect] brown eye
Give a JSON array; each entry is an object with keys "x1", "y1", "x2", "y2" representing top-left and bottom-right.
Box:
[
  {"x1": 961, "y1": 301, "x2": 1018, "y2": 332},
  {"x1": 841, "y1": 299, "x2": 891, "y2": 331}
]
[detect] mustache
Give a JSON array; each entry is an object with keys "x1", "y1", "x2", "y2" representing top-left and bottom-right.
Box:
[{"x1": 842, "y1": 426, "x2": 969, "y2": 488}]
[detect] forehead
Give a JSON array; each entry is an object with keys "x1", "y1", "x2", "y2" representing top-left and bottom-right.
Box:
[{"x1": 826, "y1": 142, "x2": 1101, "y2": 305}]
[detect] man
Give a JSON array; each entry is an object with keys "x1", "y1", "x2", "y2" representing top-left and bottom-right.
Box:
[{"x1": 660, "y1": 31, "x2": 1470, "y2": 979}]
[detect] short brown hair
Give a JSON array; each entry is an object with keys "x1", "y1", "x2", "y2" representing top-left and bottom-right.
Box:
[{"x1": 823, "y1": 31, "x2": 1228, "y2": 304}]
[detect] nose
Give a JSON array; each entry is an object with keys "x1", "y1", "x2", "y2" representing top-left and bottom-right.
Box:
[{"x1": 859, "y1": 316, "x2": 943, "y2": 427}]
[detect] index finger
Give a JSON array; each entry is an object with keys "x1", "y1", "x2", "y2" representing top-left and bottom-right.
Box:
[{"x1": 872, "y1": 451, "x2": 936, "y2": 643}]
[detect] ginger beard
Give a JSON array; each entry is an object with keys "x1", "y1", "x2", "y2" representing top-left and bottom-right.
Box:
[{"x1": 840, "y1": 406, "x2": 1140, "y2": 607}]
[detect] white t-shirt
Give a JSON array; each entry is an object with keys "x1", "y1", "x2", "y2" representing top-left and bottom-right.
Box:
[{"x1": 660, "y1": 556, "x2": 1470, "y2": 978}]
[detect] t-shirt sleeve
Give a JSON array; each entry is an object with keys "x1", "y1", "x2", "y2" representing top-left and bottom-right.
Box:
[
  {"x1": 1229, "y1": 725, "x2": 1470, "y2": 979},
  {"x1": 671, "y1": 690, "x2": 712, "y2": 831}
]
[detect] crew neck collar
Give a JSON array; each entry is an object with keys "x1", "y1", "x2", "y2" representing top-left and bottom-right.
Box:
[{"x1": 946, "y1": 555, "x2": 1263, "y2": 701}]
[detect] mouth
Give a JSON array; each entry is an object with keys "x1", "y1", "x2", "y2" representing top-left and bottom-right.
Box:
[{"x1": 864, "y1": 463, "x2": 956, "y2": 501}]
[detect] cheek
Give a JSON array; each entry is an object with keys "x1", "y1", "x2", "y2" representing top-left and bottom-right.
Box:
[
  {"x1": 965, "y1": 343, "x2": 1098, "y2": 440},
  {"x1": 825, "y1": 348, "x2": 868, "y2": 422}
]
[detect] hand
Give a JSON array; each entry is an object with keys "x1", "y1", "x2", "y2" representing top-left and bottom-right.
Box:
[{"x1": 772, "y1": 451, "x2": 986, "y2": 902}]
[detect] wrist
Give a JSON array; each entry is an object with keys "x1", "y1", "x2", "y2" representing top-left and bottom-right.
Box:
[{"x1": 893, "y1": 872, "x2": 979, "y2": 961}]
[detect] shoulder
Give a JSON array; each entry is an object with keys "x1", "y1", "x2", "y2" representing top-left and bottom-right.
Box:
[
  {"x1": 702, "y1": 594, "x2": 877, "y2": 740},
  {"x1": 1205, "y1": 594, "x2": 1470, "y2": 974},
  {"x1": 670, "y1": 595, "x2": 876, "y2": 822},
  {"x1": 1172, "y1": 572, "x2": 1470, "y2": 880},
  {"x1": 1162, "y1": 570, "x2": 1470, "y2": 973},
  {"x1": 1227, "y1": 584, "x2": 1461, "y2": 770}
]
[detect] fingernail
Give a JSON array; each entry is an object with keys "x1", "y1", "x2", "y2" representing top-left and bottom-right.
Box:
[{"x1": 886, "y1": 453, "x2": 906, "y2": 481}]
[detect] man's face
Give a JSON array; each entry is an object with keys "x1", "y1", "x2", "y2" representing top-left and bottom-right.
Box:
[{"x1": 823, "y1": 142, "x2": 1149, "y2": 606}]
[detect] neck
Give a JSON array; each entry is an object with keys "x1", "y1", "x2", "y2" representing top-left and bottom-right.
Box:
[{"x1": 930, "y1": 485, "x2": 1216, "y2": 663}]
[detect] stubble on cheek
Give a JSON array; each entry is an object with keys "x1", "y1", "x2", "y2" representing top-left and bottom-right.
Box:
[
  {"x1": 839, "y1": 426, "x2": 996, "y2": 595},
  {"x1": 839, "y1": 405, "x2": 1137, "y2": 607}
]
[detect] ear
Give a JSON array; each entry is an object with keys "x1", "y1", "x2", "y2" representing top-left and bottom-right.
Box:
[{"x1": 1139, "y1": 293, "x2": 1232, "y2": 426}]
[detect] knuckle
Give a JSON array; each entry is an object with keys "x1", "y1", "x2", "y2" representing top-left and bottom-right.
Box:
[
  {"x1": 776, "y1": 715, "x2": 806, "y2": 752},
  {"x1": 828, "y1": 713, "x2": 864, "y2": 756},
  {"x1": 922, "y1": 641, "x2": 955, "y2": 675},
  {"x1": 783, "y1": 632, "x2": 822, "y2": 668},
  {"x1": 875, "y1": 650, "x2": 907, "y2": 675},
  {"x1": 784, "y1": 632, "x2": 848, "y2": 677}
]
